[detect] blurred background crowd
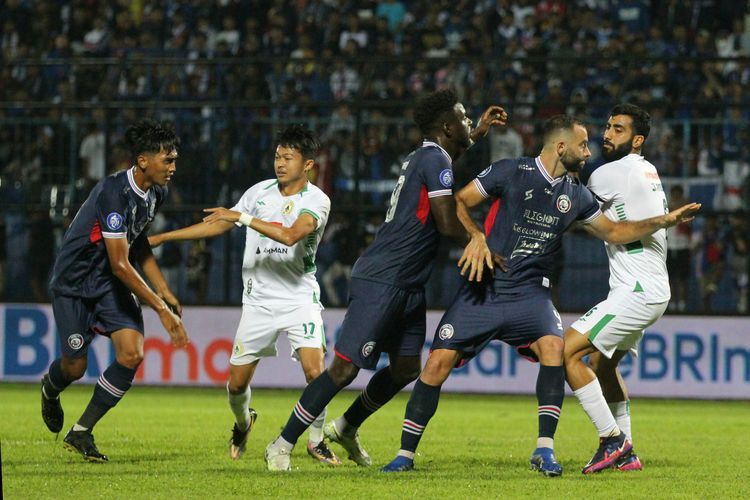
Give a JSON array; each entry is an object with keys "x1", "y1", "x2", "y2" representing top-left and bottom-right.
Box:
[{"x1": 0, "y1": 0, "x2": 747, "y2": 313}]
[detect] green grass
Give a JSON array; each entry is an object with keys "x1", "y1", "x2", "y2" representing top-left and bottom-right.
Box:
[{"x1": 1, "y1": 383, "x2": 748, "y2": 499}]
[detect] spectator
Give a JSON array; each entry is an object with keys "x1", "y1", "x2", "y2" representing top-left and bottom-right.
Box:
[{"x1": 666, "y1": 185, "x2": 692, "y2": 312}]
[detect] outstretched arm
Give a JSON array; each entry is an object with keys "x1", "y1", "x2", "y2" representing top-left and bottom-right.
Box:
[
  {"x1": 202, "y1": 207, "x2": 317, "y2": 246},
  {"x1": 584, "y1": 202, "x2": 701, "y2": 245},
  {"x1": 149, "y1": 219, "x2": 235, "y2": 247}
]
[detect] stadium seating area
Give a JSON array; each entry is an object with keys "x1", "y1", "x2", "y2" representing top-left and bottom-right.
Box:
[{"x1": 0, "y1": 0, "x2": 747, "y2": 311}]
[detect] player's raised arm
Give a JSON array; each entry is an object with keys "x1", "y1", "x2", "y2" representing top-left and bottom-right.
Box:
[
  {"x1": 202, "y1": 206, "x2": 318, "y2": 247},
  {"x1": 148, "y1": 218, "x2": 235, "y2": 247},
  {"x1": 584, "y1": 202, "x2": 701, "y2": 245},
  {"x1": 470, "y1": 105, "x2": 508, "y2": 143},
  {"x1": 103, "y1": 236, "x2": 188, "y2": 347}
]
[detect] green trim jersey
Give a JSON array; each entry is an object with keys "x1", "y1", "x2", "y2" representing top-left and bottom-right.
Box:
[
  {"x1": 231, "y1": 179, "x2": 330, "y2": 306},
  {"x1": 587, "y1": 153, "x2": 670, "y2": 303}
]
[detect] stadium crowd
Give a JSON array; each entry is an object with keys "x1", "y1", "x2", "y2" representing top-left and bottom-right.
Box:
[{"x1": 0, "y1": 0, "x2": 748, "y2": 312}]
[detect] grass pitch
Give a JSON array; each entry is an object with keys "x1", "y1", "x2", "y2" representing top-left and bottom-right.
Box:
[{"x1": 1, "y1": 383, "x2": 748, "y2": 499}]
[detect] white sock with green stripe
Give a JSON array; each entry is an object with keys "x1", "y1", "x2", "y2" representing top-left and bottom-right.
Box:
[
  {"x1": 608, "y1": 401, "x2": 631, "y2": 443},
  {"x1": 573, "y1": 379, "x2": 619, "y2": 438}
]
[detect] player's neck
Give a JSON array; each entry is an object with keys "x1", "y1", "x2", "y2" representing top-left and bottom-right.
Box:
[
  {"x1": 131, "y1": 166, "x2": 153, "y2": 191},
  {"x1": 278, "y1": 178, "x2": 308, "y2": 196},
  {"x1": 425, "y1": 136, "x2": 462, "y2": 162},
  {"x1": 537, "y1": 152, "x2": 567, "y2": 178}
]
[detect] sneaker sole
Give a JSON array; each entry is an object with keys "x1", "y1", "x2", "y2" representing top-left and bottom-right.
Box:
[
  {"x1": 63, "y1": 441, "x2": 108, "y2": 463},
  {"x1": 582, "y1": 441, "x2": 633, "y2": 474},
  {"x1": 529, "y1": 459, "x2": 563, "y2": 477}
]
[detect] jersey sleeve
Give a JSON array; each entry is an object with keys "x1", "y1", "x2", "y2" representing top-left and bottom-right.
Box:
[
  {"x1": 473, "y1": 159, "x2": 516, "y2": 199},
  {"x1": 231, "y1": 182, "x2": 265, "y2": 226},
  {"x1": 95, "y1": 178, "x2": 129, "y2": 239},
  {"x1": 419, "y1": 149, "x2": 454, "y2": 198},
  {"x1": 586, "y1": 164, "x2": 622, "y2": 205},
  {"x1": 299, "y1": 190, "x2": 331, "y2": 231},
  {"x1": 576, "y1": 185, "x2": 602, "y2": 224}
]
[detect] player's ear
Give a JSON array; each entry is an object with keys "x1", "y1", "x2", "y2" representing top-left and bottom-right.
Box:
[
  {"x1": 303, "y1": 158, "x2": 315, "y2": 172},
  {"x1": 632, "y1": 135, "x2": 645, "y2": 149},
  {"x1": 136, "y1": 153, "x2": 148, "y2": 170}
]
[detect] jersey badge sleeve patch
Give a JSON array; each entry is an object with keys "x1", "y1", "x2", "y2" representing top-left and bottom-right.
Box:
[
  {"x1": 106, "y1": 212, "x2": 124, "y2": 231},
  {"x1": 477, "y1": 166, "x2": 492, "y2": 178},
  {"x1": 439, "y1": 168, "x2": 454, "y2": 188}
]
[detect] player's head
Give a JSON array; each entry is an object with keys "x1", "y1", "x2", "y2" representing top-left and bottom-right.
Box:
[
  {"x1": 414, "y1": 89, "x2": 473, "y2": 149},
  {"x1": 125, "y1": 119, "x2": 179, "y2": 186},
  {"x1": 542, "y1": 114, "x2": 590, "y2": 173},
  {"x1": 602, "y1": 103, "x2": 651, "y2": 162},
  {"x1": 274, "y1": 124, "x2": 320, "y2": 184}
]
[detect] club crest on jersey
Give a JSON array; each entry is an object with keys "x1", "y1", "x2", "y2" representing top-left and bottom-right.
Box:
[
  {"x1": 361, "y1": 341, "x2": 376, "y2": 358},
  {"x1": 556, "y1": 195, "x2": 571, "y2": 213},
  {"x1": 68, "y1": 334, "x2": 84, "y2": 350},
  {"x1": 477, "y1": 166, "x2": 492, "y2": 178},
  {"x1": 233, "y1": 342, "x2": 243, "y2": 356},
  {"x1": 106, "y1": 212, "x2": 124, "y2": 231},
  {"x1": 245, "y1": 278, "x2": 253, "y2": 296},
  {"x1": 438, "y1": 324, "x2": 454, "y2": 340},
  {"x1": 439, "y1": 168, "x2": 453, "y2": 188},
  {"x1": 282, "y1": 200, "x2": 294, "y2": 215}
]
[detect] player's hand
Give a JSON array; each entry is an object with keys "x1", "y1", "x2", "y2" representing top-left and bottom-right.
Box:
[
  {"x1": 492, "y1": 253, "x2": 509, "y2": 273},
  {"x1": 148, "y1": 234, "x2": 163, "y2": 248},
  {"x1": 471, "y1": 105, "x2": 508, "y2": 141},
  {"x1": 458, "y1": 232, "x2": 494, "y2": 282},
  {"x1": 203, "y1": 207, "x2": 240, "y2": 224},
  {"x1": 158, "y1": 307, "x2": 189, "y2": 348},
  {"x1": 664, "y1": 203, "x2": 701, "y2": 228},
  {"x1": 159, "y1": 290, "x2": 182, "y2": 317}
]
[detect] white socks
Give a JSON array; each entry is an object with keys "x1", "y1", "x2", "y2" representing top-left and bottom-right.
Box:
[
  {"x1": 573, "y1": 379, "x2": 619, "y2": 438},
  {"x1": 227, "y1": 383, "x2": 252, "y2": 430},
  {"x1": 608, "y1": 401, "x2": 632, "y2": 443},
  {"x1": 308, "y1": 407, "x2": 326, "y2": 445},
  {"x1": 537, "y1": 437, "x2": 554, "y2": 449}
]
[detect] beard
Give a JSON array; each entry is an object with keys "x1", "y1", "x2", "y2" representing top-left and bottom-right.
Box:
[
  {"x1": 561, "y1": 151, "x2": 585, "y2": 173},
  {"x1": 602, "y1": 140, "x2": 632, "y2": 162}
]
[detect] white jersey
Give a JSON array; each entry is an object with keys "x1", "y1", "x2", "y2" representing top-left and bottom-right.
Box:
[
  {"x1": 231, "y1": 179, "x2": 330, "y2": 306},
  {"x1": 587, "y1": 153, "x2": 670, "y2": 303}
]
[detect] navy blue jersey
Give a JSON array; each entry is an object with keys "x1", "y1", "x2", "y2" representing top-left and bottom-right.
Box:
[
  {"x1": 50, "y1": 168, "x2": 166, "y2": 298},
  {"x1": 476, "y1": 156, "x2": 600, "y2": 291},
  {"x1": 352, "y1": 141, "x2": 455, "y2": 289}
]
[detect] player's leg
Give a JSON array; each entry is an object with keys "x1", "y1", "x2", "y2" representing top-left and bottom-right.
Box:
[
  {"x1": 42, "y1": 295, "x2": 94, "y2": 434},
  {"x1": 297, "y1": 346, "x2": 341, "y2": 465},
  {"x1": 589, "y1": 350, "x2": 643, "y2": 471},
  {"x1": 527, "y1": 334, "x2": 565, "y2": 477},
  {"x1": 226, "y1": 361, "x2": 259, "y2": 460},
  {"x1": 381, "y1": 348, "x2": 459, "y2": 472}
]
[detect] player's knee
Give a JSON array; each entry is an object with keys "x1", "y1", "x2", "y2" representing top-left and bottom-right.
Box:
[
  {"x1": 303, "y1": 366, "x2": 323, "y2": 383},
  {"x1": 116, "y1": 350, "x2": 144, "y2": 369},
  {"x1": 390, "y1": 364, "x2": 420, "y2": 386},
  {"x1": 328, "y1": 358, "x2": 358, "y2": 387}
]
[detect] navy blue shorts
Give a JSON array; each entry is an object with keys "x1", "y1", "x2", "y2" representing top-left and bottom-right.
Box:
[
  {"x1": 334, "y1": 278, "x2": 426, "y2": 370},
  {"x1": 431, "y1": 281, "x2": 563, "y2": 363},
  {"x1": 52, "y1": 285, "x2": 144, "y2": 358}
]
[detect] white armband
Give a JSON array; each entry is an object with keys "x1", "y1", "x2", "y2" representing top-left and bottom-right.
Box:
[{"x1": 238, "y1": 213, "x2": 254, "y2": 227}]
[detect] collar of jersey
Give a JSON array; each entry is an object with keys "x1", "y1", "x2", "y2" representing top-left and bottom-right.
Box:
[
  {"x1": 422, "y1": 140, "x2": 452, "y2": 164},
  {"x1": 128, "y1": 167, "x2": 148, "y2": 199},
  {"x1": 535, "y1": 156, "x2": 564, "y2": 186}
]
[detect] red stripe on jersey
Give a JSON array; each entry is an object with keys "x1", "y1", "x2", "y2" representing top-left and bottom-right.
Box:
[
  {"x1": 334, "y1": 349, "x2": 352, "y2": 363},
  {"x1": 484, "y1": 198, "x2": 501, "y2": 236},
  {"x1": 89, "y1": 220, "x2": 102, "y2": 244},
  {"x1": 416, "y1": 185, "x2": 430, "y2": 224}
]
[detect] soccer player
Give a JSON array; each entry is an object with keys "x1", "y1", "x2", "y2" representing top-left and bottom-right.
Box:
[
  {"x1": 381, "y1": 114, "x2": 700, "y2": 475},
  {"x1": 148, "y1": 125, "x2": 340, "y2": 465},
  {"x1": 40, "y1": 120, "x2": 189, "y2": 462},
  {"x1": 265, "y1": 89, "x2": 508, "y2": 471},
  {"x1": 564, "y1": 104, "x2": 693, "y2": 473}
]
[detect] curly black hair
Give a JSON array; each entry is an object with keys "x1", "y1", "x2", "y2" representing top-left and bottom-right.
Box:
[
  {"x1": 413, "y1": 89, "x2": 459, "y2": 135},
  {"x1": 609, "y1": 103, "x2": 651, "y2": 139},
  {"x1": 277, "y1": 124, "x2": 320, "y2": 160},
  {"x1": 124, "y1": 119, "x2": 180, "y2": 159}
]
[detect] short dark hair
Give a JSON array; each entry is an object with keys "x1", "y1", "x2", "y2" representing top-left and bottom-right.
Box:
[
  {"x1": 277, "y1": 124, "x2": 320, "y2": 160},
  {"x1": 413, "y1": 89, "x2": 459, "y2": 135},
  {"x1": 542, "y1": 114, "x2": 584, "y2": 143},
  {"x1": 124, "y1": 119, "x2": 179, "y2": 159},
  {"x1": 609, "y1": 103, "x2": 651, "y2": 139}
]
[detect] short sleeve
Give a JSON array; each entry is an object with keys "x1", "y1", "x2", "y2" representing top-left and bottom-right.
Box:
[
  {"x1": 299, "y1": 191, "x2": 331, "y2": 231},
  {"x1": 419, "y1": 149, "x2": 454, "y2": 199},
  {"x1": 473, "y1": 159, "x2": 516, "y2": 199},
  {"x1": 586, "y1": 164, "x2": 621, "y2": 205},
  {"x1": 96, "y1": 178, "x2": 129, "y2": 239},
  {"x1": 231, "y1": 181, "x2": 265, "y2": 226},
  {"x1": 576, "y1": 186, "x2": 602, "y2": 224}
]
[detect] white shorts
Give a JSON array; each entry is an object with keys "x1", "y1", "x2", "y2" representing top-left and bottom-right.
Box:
[
  {"x1": 230, "y1": 303, "x2": 326, "y2": 365},
  {"x1": 570, "y1": 289, "x2": 668, "y2": 359}
]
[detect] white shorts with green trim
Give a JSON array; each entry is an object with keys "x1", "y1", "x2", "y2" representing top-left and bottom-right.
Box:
[
  {"x1": 570, "y1": 289, "x2": 668, "y2": 359},
  {"x1": 230, "y1": 303, "x2": 326, "y2": 365}
]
